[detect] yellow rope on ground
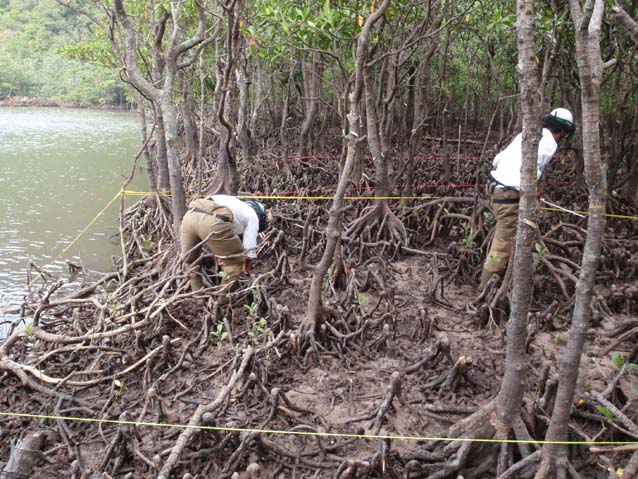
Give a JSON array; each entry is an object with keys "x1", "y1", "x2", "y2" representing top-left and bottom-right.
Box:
[
  {"x1": 234, "y1": 194, "x2": 442, "y2": 201},
  {"x1": 540, "y1": 207, "x2": 638, "y2": 220},
  {"x1": 28, "y1": 189, "x2": 638, "y2": 288},
  {"x1": 11, "y1": 190, "x2": 638, "y2": 450},
  {"x1": 0, "y1": 411, "x2": 635, "y2": 446},
  {"x1": 122, "y1": 190, "x2": 441, "y2": 201},
  {"x1": 122, "y1": 190, "x2": 171, "y2": 197},
  {"x1": 121, "y1": 190, "x2": 638, "y2": 220}
]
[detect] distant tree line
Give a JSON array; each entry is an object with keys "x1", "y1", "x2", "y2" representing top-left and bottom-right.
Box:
[{"x1": 0, "y1": 0, "x2": 127, "y2": 105}]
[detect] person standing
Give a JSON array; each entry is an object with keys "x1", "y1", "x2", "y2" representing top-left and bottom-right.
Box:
[
  {"x1": 479, "y1": 108, "x2": 576, "y2": 289},
  {"x1": 180, "y1": 194, "x2": 267, "y2": 296}
]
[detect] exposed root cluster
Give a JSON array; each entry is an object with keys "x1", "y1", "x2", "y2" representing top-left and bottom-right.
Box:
[{"x1": 2, "y1": 152, "x2": 638, "y2": 478}]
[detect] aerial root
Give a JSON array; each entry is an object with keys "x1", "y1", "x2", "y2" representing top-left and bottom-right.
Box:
[
  {"x1": 532, "y1": 453, "x2": 584, "y2": 479},
  {"x1": 423, "y1": 355, "x2": 474, "y2": 394},
  {"x1": 371, "y1": 371, "x2": 403, "y2": 435},
  {"x1": 404, "y1": 334, "x2": 453, "y2": 374},
  {"x1": 624, "y1": 452, "x2": 638, "y2": 477},
  {"x1": 402, "y1": 403, "x2": 512, "y2": 479},
  {"x1": 335, "y1": 439, "x2": 395, "y2": 478},
  {"x1": 344, "y1": 371, "x2": 403, "y2": 435},
  {"x1": 346, "y1": 201, "x2": 408, "y2": 247},
  {"x1": 497, "y1": 449, "x2": 540, "y2": 478},
  {"x1": 602, "y1": 320, "x2": 638, "y2": 356},
  {"x1": 414, "y1": 441, "x2": 473, "y2": 479}
]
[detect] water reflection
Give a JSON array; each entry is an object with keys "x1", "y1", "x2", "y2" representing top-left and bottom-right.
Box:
[{"x1": 0, "y1": 107, "x2": 146, "y2": 317}]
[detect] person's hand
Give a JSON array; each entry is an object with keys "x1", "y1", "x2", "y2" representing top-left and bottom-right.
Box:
[
  {"x1": 539, "y1": 193, "x2": 554, "y2": 204},
  {"x1": 536, "y1": 182, "x2": 545, "y2": 199}
]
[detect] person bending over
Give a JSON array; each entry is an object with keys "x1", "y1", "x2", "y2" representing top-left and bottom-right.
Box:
[
  {"x1": 479, "y1": 108, "x2": 575, "y2": 290},
  {"x1": 181, "y1": 194, "x2": 267, "y2": 298}
]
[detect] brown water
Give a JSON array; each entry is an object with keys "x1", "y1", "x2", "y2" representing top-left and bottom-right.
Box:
[{"x1": 0, "y1": 107, "x2": 146, "y2": 318}]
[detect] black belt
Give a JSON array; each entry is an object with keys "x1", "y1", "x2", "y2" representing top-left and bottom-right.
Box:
[
  {"x1": 488, "y1": 175, "x2": 519, "y2": 204},
  {"x1": 189, "y1": 207, "x2": 232, "y2": 222},
  {"x1": 492, "y1": 197, "x2": 520, "y2": 204},
  {"x1": 488, "y1": 175, "x2": 519, "y2": 192}
]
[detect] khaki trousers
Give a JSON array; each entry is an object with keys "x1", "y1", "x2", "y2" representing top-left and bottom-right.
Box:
[
  {"x1": 481, "y1": 187, "x2": 520, "y2": 285},
  {"x1": 180, "y1": 198, "x2": 245, "y2": 292}
]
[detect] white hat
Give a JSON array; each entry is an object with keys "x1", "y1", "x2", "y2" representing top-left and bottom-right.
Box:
[{"x1": 549, "y1": 108, "x2": 573, "y2": 124}]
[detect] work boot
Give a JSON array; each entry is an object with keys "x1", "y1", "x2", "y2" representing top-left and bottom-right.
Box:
[{"x1": 216, "y1": 277, "x2": 240, "y2": 306}]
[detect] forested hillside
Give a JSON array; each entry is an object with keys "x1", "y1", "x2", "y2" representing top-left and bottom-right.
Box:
[{"x1": 0, "y1": 0, "x2": 125, "y2": 105}]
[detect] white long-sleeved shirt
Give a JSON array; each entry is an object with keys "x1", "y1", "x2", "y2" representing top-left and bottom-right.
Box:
[
  {"x1": 208, "y1": 195, "x2": 260, "y2": 258},
  {"x1": 490, "y1": 128, "x2": 558, "y2": 190}
]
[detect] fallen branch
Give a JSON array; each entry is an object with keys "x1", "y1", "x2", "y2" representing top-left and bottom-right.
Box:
[{"x1": 157, "y1": 346, "x2": 255, "y2": 479}]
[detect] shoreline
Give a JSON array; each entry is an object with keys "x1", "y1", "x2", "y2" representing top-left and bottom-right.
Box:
[{"x1": 0, "y1": 95, "x2": 132, "y2": 110}]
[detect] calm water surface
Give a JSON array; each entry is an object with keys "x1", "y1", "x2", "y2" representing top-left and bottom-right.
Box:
[{"x1": 0, "y1": 107, "x2": 146, "y2": 314}]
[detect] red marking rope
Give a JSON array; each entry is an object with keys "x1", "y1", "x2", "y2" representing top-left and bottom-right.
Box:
[
  {"x1": 268, "y1": 153, "x2": 571, "y2": 164},
  {"x1": 269, "y1": 180, "x2": 575, "y2": 197}
]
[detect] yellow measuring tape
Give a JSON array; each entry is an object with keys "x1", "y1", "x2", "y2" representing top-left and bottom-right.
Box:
[
  {"x1": 122, "y1": 190, "x2": 441, "y2": 201},
  {"x1": 0, "y1": 411, "x2": 636, "y2": 446},
  {"x1": 121, "y1": 190, "x2": 638, "y2": 219},
  {"x1": 54, "y1": 190, "x2": 123, "y2": 261},
  {"x1": 540, "y1": 206, "x2": 638, "y2": 220},
  {"x1": 29, "y1": 189, "x2": 638, "y2": 286},
  {"x1": 12, "y1": 191, "x2": 638, "y2": 447},
  {"x1": 30, "y1": 190, "x2": 123, "y2": 284}
]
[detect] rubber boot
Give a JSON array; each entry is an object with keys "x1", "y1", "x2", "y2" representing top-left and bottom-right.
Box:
[
  {"x1": 479, "y1": 268, "x2": 495, "y2": 290},
  {"x1": 189, "y1": 273, "x2": 204, "y2": 292},
  {"x1": 217, "y1": 277, "x2": 239, "y2": 306}
]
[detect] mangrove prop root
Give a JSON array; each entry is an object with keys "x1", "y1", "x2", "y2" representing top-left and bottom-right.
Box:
[
  {"x1": 157, "y1": 346, "x2": 255, "y2": 479},
  {"x1": 1, "y1": 431, "x2": 46, "y2": 479}
]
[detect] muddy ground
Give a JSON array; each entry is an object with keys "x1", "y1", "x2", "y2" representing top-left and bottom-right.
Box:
[{"x1": 1, "y1": 151, "x2": 637, "y2": 479}]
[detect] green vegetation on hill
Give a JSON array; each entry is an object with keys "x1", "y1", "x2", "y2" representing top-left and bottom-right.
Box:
[{"x1": 0, "y1": 0, "x2": 126, "y2": 106}]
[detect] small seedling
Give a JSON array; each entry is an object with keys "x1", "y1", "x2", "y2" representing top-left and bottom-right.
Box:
[
  {"x1": 357, "y1": 293, "x2": 368, "y2": 306},
  {"x1": 244, "y1": 302, "x2": 258, "y2": 318},
  {"x1": 612, "y1": 353, "x2": 624, "y2": 370},
  {"x1": 246, "y1": 317, "x2": 269, "y2": 344},
  {"x1": 461, "y1": 223, "x2": 474, "y2": 247},
  {"x1": 252, "y1": 317, "x2": 267, "y2": 337},
  {"x1": 533, "y1": 242, "x2": 548, "y2": 271},
  {"x1": 324, "y1": 266, "x2": 332, "y2": 280},
  {"x1": 595, "y1": 405, "x2": 619, "y2": 422},
  {"x1": 113, "y1": 379, "x2": 126, "y2": 396},
  {"x1": 22, "y1": 324, "x2": 35, "y2": 344},
  {"x1": 211, "y1": 323, "x2": 228, "y2": 344},
  {"x1": 244, "y1": 301, "x2": 269, "y2": 343}
]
